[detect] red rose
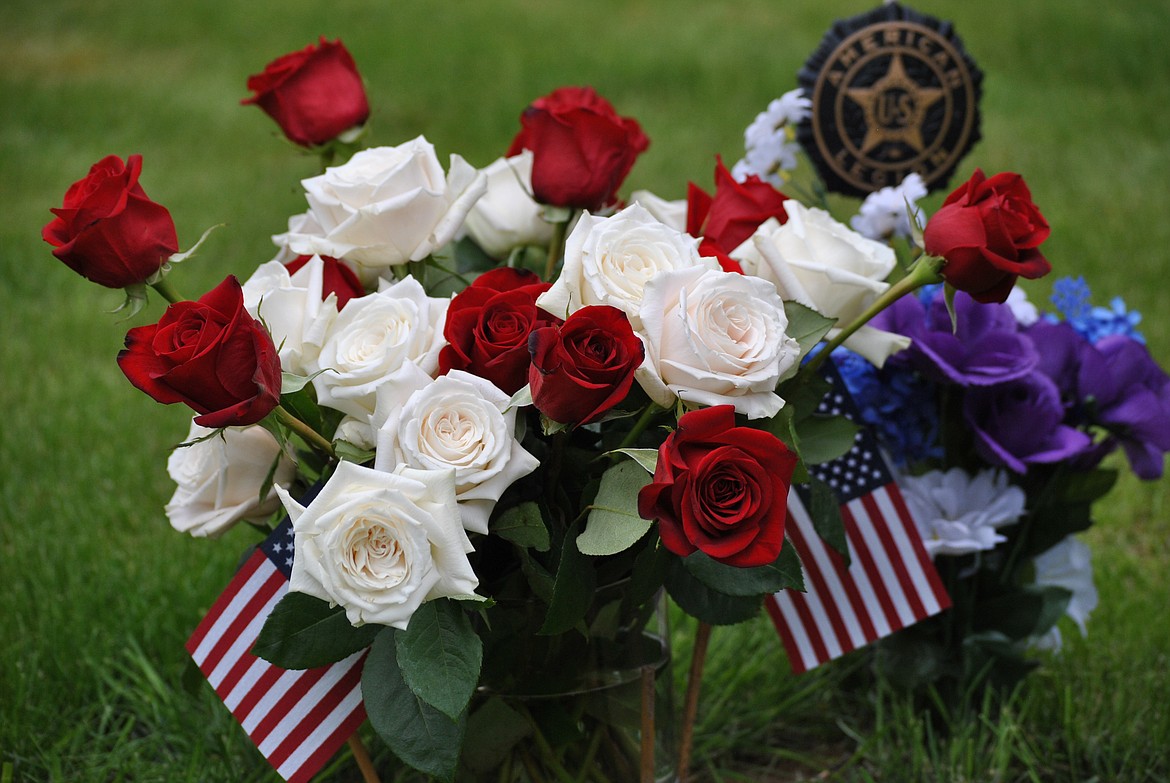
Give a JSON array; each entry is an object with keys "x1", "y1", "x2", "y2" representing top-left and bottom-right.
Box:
[
  {"x1": 638, "y1": 405, "x2": 798, "y2": 568},
  {"x1": 528, "y1": 305, "x2": 644, "y2": 425},
  {"x1": 284, "y1": 254, "x2": 365, "y2": 309},
  {"x1": 42, "y1": 154, "x2": 179, "y2": 289},
  {"x1": 923, "y1": 169, "x2": 1051, "y2": 304},
  {"x1": 439, "y1": 267, "x2": 559, "y2": 394},
  {"x1": 242, "y1": 37, "x2": 370, "y2": 148},
  {"x1": 507, "y1": 86, "x2": 649, "y2": 211},
  {"x1": 686, "y1": 157, "x2": 790, "y2": 257},
  {"x1": 117, "y1": 276, "x2": 282, "y2": 428}
]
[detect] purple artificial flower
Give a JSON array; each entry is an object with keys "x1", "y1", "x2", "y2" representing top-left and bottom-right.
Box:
[
  {"x1": 964, "y1": 371, "x2": 1093, "y2": 474},
  {"x1": 1026, "y1": 319, "x2": 1088, "y2": 406}
]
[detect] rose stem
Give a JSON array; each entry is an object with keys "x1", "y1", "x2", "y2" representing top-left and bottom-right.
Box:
[
  {"x1": 677, "y1": 621, "x2": 712, "y2": 783},
  {"x1": 149, "y1": 277, "x2": 185, "y2": 305},
  {"x1": 801, "y1": 253, "x2": 945, "y2": 376},
  {"x1": 640, "y1": 663, "x2": 656, "y2": 783},
  {"x1": 543, "y1": 216, "x2": 569, "y2": 282},
  {"x1": 347, "y1": 734, "x2": 382, "y2": 783},
  {"x1": 274, "y1": 405, "x2": 336, "y2": 459}
]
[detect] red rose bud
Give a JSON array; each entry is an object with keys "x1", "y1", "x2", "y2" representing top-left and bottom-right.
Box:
[
  {"x1": 439, "y1": 267, "x2": 560, "y2": 395},
  {"x1": 242, "y1": 37, "x2": 370, "y2": 148},
  {"x1": 42, "y1": 154, "x2": 179, "y2": 289},
  {"x1": 284, "y1": 254, "x2": 365, "y2": 309},
  {"x1": 638, "y1": 405, "x2": 798, "y2": 568},
  {"x1": 507, "y1": 86, "x2": 649, "y2": 212},
  {"x1": 528, "y1": 305, "x2": 644, "y2": 425},
  {"x1": 117, "y1": 276, "x2": 282, "y2": 428},
  {"x1": 686, "y1": 157, "x2": 789, "y2": 255},
  {"x1": 924, "y1": 169, "x2": 1051, "y2": 304}
]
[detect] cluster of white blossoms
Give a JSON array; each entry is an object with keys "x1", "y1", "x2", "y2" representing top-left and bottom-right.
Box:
[
  {"x1": 849, "y1": 172, "x2": 929, "y2": 242},
  {"x1": 730, "y1": 90, "x2": 811, "y2": 187}
]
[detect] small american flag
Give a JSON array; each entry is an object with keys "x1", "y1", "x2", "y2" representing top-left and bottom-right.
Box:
[
  {"x1": 768, "y1": 363, "x2": 950, "y2": 673},
  {"x1": 186, "y1": 517, "x2": 367, "y2": 783}
]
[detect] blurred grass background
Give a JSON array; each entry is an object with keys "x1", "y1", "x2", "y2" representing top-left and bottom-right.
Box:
[{"x1": 2, "y1": 0, "x2": 1168, "y2": 780}]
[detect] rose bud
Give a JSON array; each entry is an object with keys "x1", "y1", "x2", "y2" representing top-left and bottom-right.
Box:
[
  {"x1": 507, "y1": 86, "x2": 649, "y2": 212},
  {"x1": 42, "y1": 154, "x2": 179, "y2": 289},
  {"x1": 117, "y1": 275, "x2": 282, "y2": 428},
  {"x1": 283, "y1": 254, "x2": 365, "y2": 309},
  {"x1": 242, "y1": 37, "x2": 370, "y2": 148},
  {"x1": 528, "y1": 305, "x2": 644, "y2": 426},
  {"x1": 923, "y1": 169, "x2": 1051, "y2": 303},
  {"x1": 638, "y1": 405, "x2": 798, "y2": 568},
  {"x1": 686, "y1": 156, "x2": 789, "y2": 257}
]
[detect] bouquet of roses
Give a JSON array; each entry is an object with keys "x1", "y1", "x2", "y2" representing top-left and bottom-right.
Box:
[{"x1": 42, "y1": 37, "x2": 1075, "y2": 782}]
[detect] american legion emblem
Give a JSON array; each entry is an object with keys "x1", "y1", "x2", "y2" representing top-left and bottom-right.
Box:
[{"x1": 797, "y1": 3, "x2": 983, "y2": 197}]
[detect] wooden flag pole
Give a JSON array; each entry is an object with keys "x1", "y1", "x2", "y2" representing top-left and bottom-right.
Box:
[
  {"x1": 676, "y1": 621, "x2": 712, "y2": 783},
  {"x1": 348, "y1": 734, "x2": 382, "y2": 783}
]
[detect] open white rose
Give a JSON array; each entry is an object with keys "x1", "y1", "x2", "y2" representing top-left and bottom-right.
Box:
[
  {"x1": 284, "y1": 137, "x2": 487, "y2": 282},
  {"x1": 165, "y1": 421, "x2": 295, "y2": 538},
  {"x1": 628, "y1": 189, "x2": 687, "y2": 233},
  {"x1": 635, "y1": 266, "x2": 800, "y2": 419},
  {"x1": 462, "y1": 151, "x2": 552, "y2": 258},
  {"x1": 278, "y1": 461, "x2": 479, "y2": 629},
  {"x1": 270, "y1": 210, "x2": 326, "y2": 265},
  {"x1": 374, "y1": 370, "x2": 539, "y2": 534},
  {"x1": 734, "y1": 201, "x2": 910, "y2": 366},
  {"x1": 309, "y1": 275, "x2": 447, "y2": 421},
  {"x1": 537, "y1": 203, "x2": 715, "y2": 320},
  {"x1": 241, "y1": 256, "x2": 341, "y2": 376}
]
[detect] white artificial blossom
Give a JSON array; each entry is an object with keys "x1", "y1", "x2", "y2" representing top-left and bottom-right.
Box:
[{"x1": 899, "y1": 467, "x2": 1026, "y2": 557}]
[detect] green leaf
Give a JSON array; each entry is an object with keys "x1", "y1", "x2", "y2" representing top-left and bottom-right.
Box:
[
  {"x1": 251, "y1": 592, "x2": 379, "y2": 670},
  {"x1": 539, "y1": 521, "x2": 596, "y2": 635},
  {"x1": 577, "y1": 460, "x2": 654, "y2": 557},
  {"x1": 944, "y1": 284, "x2": 959, "y2": 334},
  {"x1": 681, "y1": 545, "x2": 805, "y2": 597},
  {"x1": 626, "y1": 542, "x2": 671, "y2": 610},
  {"x1": 460, "y1": 697, "x2": 532, "y2": 774},
  {"x1": 279, "y1": 382, "x2": 323, "y2": 436},
  {"x1": 974, "y1": 584, "x2": 1073, "y2": 641},
  {"x1": 395, "y1": 600, "x2": 483, "y2": 721},
  {"x1": 363, "y1": 627, "x2": 466, "y2": 783},
  {"x1": 280, "y1": 369, "x2": 329, "y2": 395},
  {"x1": 491, "y1": 501, "x2": 550, "y2": 552},
  {"x1": 664, "y1": 556, "x2": 763, "y2": 626},
  {"x1": 606, "y1": 447, "x2": 659, "y2": 473},
  {"x1": 808, "y1": 477, "x2": 850, "y2": 566},
  {"x1": 783, "y1": 301, "x2": 837, "y2": 357},
  {"x1": 1059, "y1": 467, "x2": 1119, "y2": 505},
  {"x1": 797, "y1": 415, "x2": 861, "y2": 466},
  {"x1": 333, "y1": 439, "x2": 376, "y2": 465},
  {"x1": 506, "y1": 384, "x2": 533, "y2": 412}
]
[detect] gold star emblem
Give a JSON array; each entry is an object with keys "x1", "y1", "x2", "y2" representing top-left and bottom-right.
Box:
[{"x1": 844, "y1": 54, "x2": 944, "y2": 156}]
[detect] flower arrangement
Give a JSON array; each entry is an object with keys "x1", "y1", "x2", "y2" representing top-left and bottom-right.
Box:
[{"x1": 42, "y1": 32, "x2": 1146, "y2": 783}]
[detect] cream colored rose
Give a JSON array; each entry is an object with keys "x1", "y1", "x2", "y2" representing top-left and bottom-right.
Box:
[
  {"x1": 309, "y1": 276, "x2": 447, "y2": 421},
  {"x1": 165, "y1": 421, "x2": 295, "y2": 538},
  {"x1": 241, "y1": 256, "x2": 341, "y2": 376},
  {"x1": 373, "y1": 370, "x2": 539, "y2": 534},
  {"x1": 734, "y1": 200, "x2": 910, "y2": 366},
  {"x1": 462, "y1": 151, "x2": 553, "y2": 258},
  {"x1": 635, "y1": 267, "x2": 800, "y2": 419},
  {"x1": 284, "y1": 137, "x2": 487, "y2": 282},
  {"x1": 628, "y1": 189, "x2": 687, "y2": 232},
  {"x1": 537, "y1": 203, "x2": 715, "y2": 320},
  {"x1": 278, "y1": 461, "x2": 479, "y2": 629}
]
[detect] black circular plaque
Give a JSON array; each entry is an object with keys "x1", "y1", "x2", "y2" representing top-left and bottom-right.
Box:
[{"x1": 797, "y1": 3, "x2": 983, "y2": 197}]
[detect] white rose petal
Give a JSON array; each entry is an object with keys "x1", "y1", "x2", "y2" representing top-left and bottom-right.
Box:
[
  {"x1": 309, "y1": 276, "x2": 447, "y2": 420},
  {"x1": 374, "y1": 371, "x2": 539, "y2": 534},
  {"x1": 278, "y1": 461, "x2": 478, "y2": 629},
  {"x1": 462, "y1": 151, "x2": 553, "y2": 258},
  {"x1": 537, "y1": 203, "x2": 715, "y2": 320},
  {"x1": 635, "y1": 266, "x2": 800, "y2": 419},
  {"x1": 241, "y1": 256, "x2": 344, "y2": 376},
  {"x1": 284, "y1": 137, "x2": 487, "y2": 283},
  {"x1": 900, "y1": 468, "x2": 1026, "y2": 557},
  {"x1": 166, "y1": 421, "x2": 295, "y2": 538},
  {"x1": 628, "y1": 190, "x2": 688, "y2": 233}
]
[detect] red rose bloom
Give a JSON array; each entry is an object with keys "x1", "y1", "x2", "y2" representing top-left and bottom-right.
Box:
[
  {"x1": 638, "y1": 405, "x2": 798, "y2": 567},
  {"x1": 528, "y1": 305, "x2": 644, "y2": 425},
  {"x1": 117, "y1": 276, "x2": 282, "y2": 428},
  {"x1": 42, "y1": 154, "x2": 179, "y2": 289},
  {"x1": 923, "y1": 169, "x2": 1051, "y2": 304},
  {"x1": 439, "y1": 267, "x2": 559, "y2": 395},
  {"x1": 507, "y1": 86, "x2": 649, "y2": 211},
  {"x1": 284, "y1": 254, "x2": 365, "y2": 309},
  {"x1": 242, "y1": 37, "x2": 370, "y2": 148},
  {"x1": 686, "y1": 157, "x2": 790, "y2": 258}
]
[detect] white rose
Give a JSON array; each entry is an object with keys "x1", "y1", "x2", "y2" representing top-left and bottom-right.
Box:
[
  {"x1": 278, "y1": 461, "x2": 479, "y2": 629},
  {"x1": 309, "y1": 276, "x2": 447, "y2": 420},
  {"x1": 628, "y1": 189, "x2": 687, "y2": 232},
  {"x1": 241, "y1": 256, "x2": 343, "y2": 376},
  {"x1": 635, "y1": 267, "x2": 800, "y2": 419},
  {"x1": 284, "y1": 137, "x2": 488, "y2": 282},
  {"x1": 270, "y1": 210, "x2": 327, "y2": 265},
  {"x1": 537, "y1": 203, "x2": 715, "y2": 320},
  {"x1": 462, "y1": 151, "x2": 553, "y2": 258},
  {"x1": 165, "y1": 421, "x2": 295, "y2": 538},
  {"x1": 373, "y1": 371, "x2": 539, "y2": 534},
  {"x1": 734, "y1": 201, "x2": 910, "y2": 366}
]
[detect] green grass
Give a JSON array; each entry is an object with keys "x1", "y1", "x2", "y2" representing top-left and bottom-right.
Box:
[{"x1": 2, "y1": 0, "x2": 1168, "y2": 781}]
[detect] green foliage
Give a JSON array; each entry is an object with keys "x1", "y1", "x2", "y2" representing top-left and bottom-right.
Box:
[
  {"x1": 395, "y1": 600, "x2": 483, "y2": 722},
  {"x1": 252, "y1": 592, "x2": 380, "y2": 670},
  {"x1": 577, "y1": 459, "x2": 654, "y2": 556},
  {"x1": 681, "y1": 546, "x2": 804, "y2": 597},
  {"x1": 491, "y1": 501, "x2": 550, "y2": 552}
]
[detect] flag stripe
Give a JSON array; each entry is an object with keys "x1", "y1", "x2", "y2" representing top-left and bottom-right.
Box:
[
  {"x1": 861, "y1": 493, "x2": 925, "y2": 621},
  {"x1": 187, "y1": 551, "x2": 274, "y2": 659},
  {"x1": 269, "y1": 653, "x2": 366, "y2": 770},
  {"x1": 785, "y1": 504, "x2": 855, "y2": 654},
  {"x1": 281, "y1": 683, "x2": 367, "y2": 783},
  {"x1": 839, "y1": 504, "x2": 896, "y2": 637},
  {"x1": 884, "y1": 487, "x2": 949, "y2": 614}
]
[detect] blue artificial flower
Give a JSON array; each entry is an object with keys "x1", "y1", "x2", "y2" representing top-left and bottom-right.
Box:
[
  {"x1": 1048, "y1": 276, "x2": 1145, "y2": 344},
  {"x1": 1050, "y1": 276, "x2": 1092, "y2": 323}
]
